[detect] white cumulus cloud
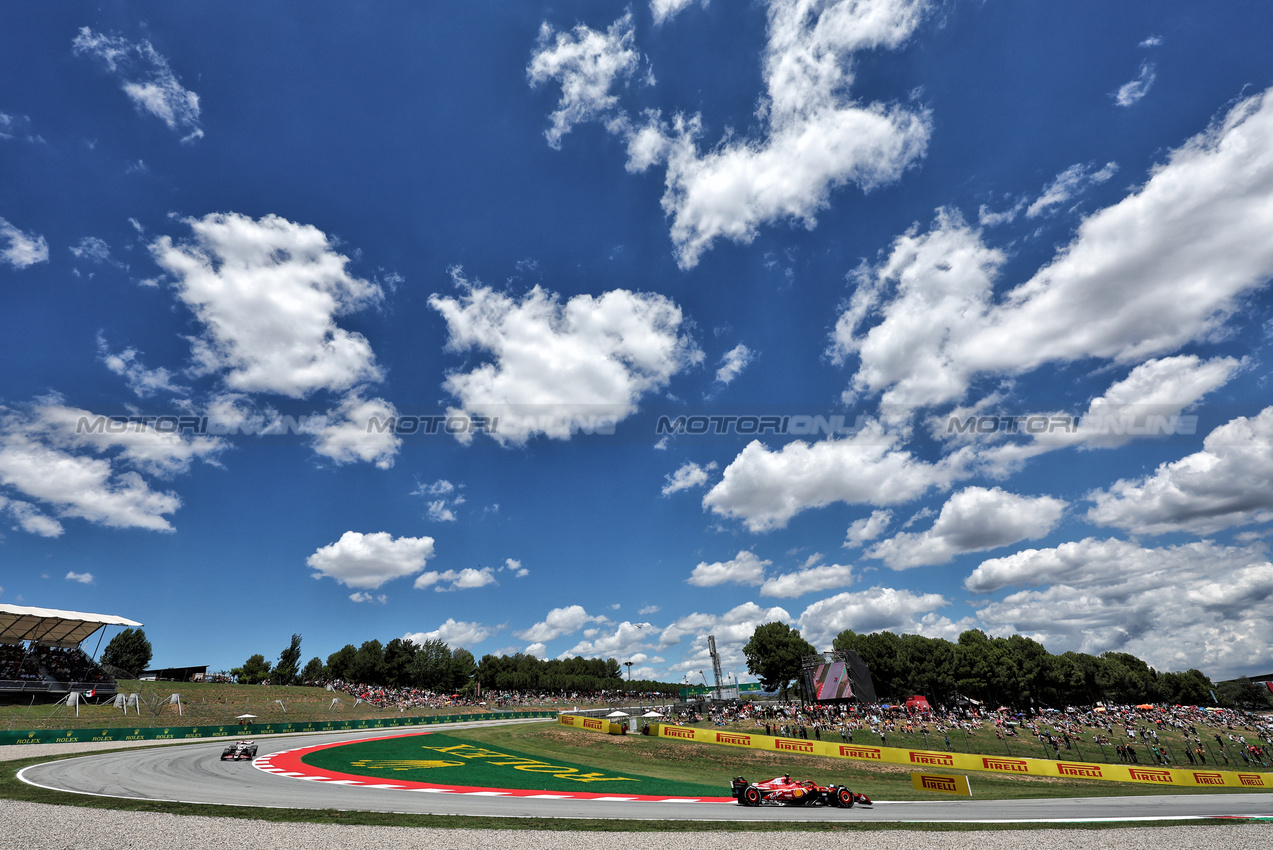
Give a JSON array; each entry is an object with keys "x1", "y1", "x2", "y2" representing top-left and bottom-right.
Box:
[
  {"x1": 531, "y1": 0, "x2": 934, "y2": 268},
  {"x1": 834, "y1": 88, "x2": 1273, "y2": 409},
  {"x1": 629, "y1": 0, "x2": 934, "y2": 267},
  {"x1": 688, "y1": 550, "x2": 770, "y2": 587},
  {"x1": 797, "y1": 586, "x2": 951, "y2": 648},
  {"x1": 0, "y1": 397, "x2": 222, "y2": 533},
  {"x1": 307, "y1": 531, "x2": 435, "y2": 591},
  {"x1": 560, "y1": 621, "x2": 656, "y2": 660},
  {"x1": 152, "y1": 212, "x2": 384, "y2": 399},
  {"x1": 867, "y1": 487, "x2": 1066, "y2": 569},
  {"x1": 966, "y1": 537, "x2": 1273, "y2": 678},
  {"x1": 662, "y1": 460, "x2": 715, "y2": 495},
  {"x1": 1086, "y1": 406, "x2": 1273, "y2": 536},
  {"x1": 844, "y1": 509, "x2": 892, "y2": 548},
  {"x1": 308, "y1": 392, "x2": 400, "y2": 469},
  {"x1": 703, "y1": 419, "x2": 973, "y2": 531},
  {"x1": 0, "y1": 496, "x2": 62, "y2": 537},
  {"x1": 413, "y1": 566, "x2": 497, "y2": 592},
  {"x1": 515, "y1": 605, "x2": 605, "y2": 643},
  {"x1": 528, "y1": 12, "x2": 641, "y2": 149},
  {"x1": 973, "y1": 354, "x2": 1241, "y2": 475},
  {"x1": 760, "y1": 556, "x2": 855, "y2": 598},
  {"x1": 430, "y1": 277, "x2": 700, "y2": 444},
  {"x1": 404, "y1": 619, "x2": 497, "y2": 647}
]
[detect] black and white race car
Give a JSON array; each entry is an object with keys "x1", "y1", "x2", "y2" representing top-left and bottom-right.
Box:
[{"x1": 220, "y1": 740, "x2": 258, "y2": 761}]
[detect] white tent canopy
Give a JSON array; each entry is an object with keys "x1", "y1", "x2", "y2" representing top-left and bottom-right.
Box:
[{"x1": 0, "y1": 604, "x2": 142, "y2": 647}]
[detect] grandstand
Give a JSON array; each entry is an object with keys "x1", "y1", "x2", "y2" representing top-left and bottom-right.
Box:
[{"x1": 0, "y1": 604, "x2": 140, "y2": 702}]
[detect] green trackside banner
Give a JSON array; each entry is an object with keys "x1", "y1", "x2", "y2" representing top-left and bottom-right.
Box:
[{"x1": 0, "y1": 710, "x2": 557, "y2": 746}]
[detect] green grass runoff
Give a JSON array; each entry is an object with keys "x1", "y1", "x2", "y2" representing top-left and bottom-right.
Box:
[{"x1": 299, "y1": 731, "x2": 728, "y2": 797}]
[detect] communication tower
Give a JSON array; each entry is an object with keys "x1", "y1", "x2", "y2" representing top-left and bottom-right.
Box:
[{"x1": 708, "y1": 634, "x2": 724, "y2": 701}]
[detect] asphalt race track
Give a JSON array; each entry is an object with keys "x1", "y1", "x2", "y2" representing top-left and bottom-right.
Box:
[{"x1": 17, "y1": 720, "x2": 1273, "y2": 823}]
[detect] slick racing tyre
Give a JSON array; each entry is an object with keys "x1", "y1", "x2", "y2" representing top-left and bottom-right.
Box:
[
  {"x1": 836, "y1": 786, "x2": 854, "y2": 808},
  {"x1": 742, "y1": 786, "x2": 762, "y2": 807}
]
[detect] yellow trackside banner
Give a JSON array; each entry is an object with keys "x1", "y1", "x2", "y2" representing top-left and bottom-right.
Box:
[
  {"x1": 912, "y1": 772, "x2": 972, "y2": 796},
  {"x1": 557, "y1": 714, "x2": 623, "y2": 735},
  {"x1": 650, "y1": 724, "x2": 1271, "y2": 790}
]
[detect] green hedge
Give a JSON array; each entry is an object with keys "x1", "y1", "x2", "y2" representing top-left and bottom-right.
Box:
[{"x1": 0, "y1": 710, "x2": 556, "y2": 746}]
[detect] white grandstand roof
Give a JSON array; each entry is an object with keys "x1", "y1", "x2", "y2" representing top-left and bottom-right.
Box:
[{"x1": 0, "y1": 604, "x2": 142, "y2": 647}]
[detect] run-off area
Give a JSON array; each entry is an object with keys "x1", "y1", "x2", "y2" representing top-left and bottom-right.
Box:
[{"x1": 260, "y1": 731, "x2": 735, "y2": 801}]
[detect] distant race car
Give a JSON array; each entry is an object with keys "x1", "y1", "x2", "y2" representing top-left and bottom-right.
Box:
[
  {"x1": 731, "y1": 774, "x2": 873, "y2": 808},
  {"x1": 220, "y1": 740, "x2": 258, "y2": 761}
]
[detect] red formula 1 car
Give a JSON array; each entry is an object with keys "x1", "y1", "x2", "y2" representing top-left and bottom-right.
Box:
[
  {"x1": 731, "y1": 774, "x2": 873, "y2": 808},
  {"x1": 220, "y1": 740, "x2": 258, "y2": 761}
]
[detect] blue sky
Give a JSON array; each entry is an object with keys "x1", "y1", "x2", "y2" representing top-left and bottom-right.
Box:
[{"x1": 3, "y1": 1, "x2": 1273, "y2": 685}]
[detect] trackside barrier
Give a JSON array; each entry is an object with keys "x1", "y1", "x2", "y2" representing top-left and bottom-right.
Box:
[
  {"x1": 643, "y1": 724, "x2": 1270, "y2": 790},
  {"x1": 0, "y1": 710, "x2": 557, "y2": 746},
  {"x1": 556, "y1": 714, "x2": 626, "y2": 735}
]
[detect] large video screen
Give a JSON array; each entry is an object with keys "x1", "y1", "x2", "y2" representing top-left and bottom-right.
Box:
[{"x1": 810, "y1": 660, "x2": 853, "y2": 701}]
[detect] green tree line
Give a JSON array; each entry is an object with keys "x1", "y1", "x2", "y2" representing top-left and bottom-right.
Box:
[
  {"x1": 741, "y1": 622, "x2": 1271, "y2": 710},
  {"x1": 831, "y1": 627, "x2": 1263, "y2": 708},
  {"x1": 227, "y1": 634, "x2": 679, "y2": 695},
  {"x1": 473, "y1": 652, "x2": 678, "y2": 696}
]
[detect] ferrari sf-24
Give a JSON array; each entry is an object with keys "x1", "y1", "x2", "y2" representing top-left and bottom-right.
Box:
[{"x1": 731, "y1": 774, "x2": 873, "y2": 807}]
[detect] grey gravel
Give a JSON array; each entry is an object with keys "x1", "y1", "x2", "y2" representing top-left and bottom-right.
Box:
[{"x1": 1, "y1": 799, "x2": 1270, "y2": 850}]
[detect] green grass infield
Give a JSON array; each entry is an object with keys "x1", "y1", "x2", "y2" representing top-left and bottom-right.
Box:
[{"x1": 298, "y1": 731, "x2": 729, "y2": 798}]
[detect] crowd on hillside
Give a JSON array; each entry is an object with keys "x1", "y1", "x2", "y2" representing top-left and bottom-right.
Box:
[
  {"x1": 318, "y1": 680, "x2": 659, "y2": 711},
  {"x1": 677, "y1": 698, "x2": 1273, "y2": 767}
]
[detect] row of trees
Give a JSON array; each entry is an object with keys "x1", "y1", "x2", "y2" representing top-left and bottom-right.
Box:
[
  {"x1": 228, "y1": 635, "x2": 475, "y2": 692},
  {"x1": 831, "y1": 628, "x2": 1230, "y2": 708},
  {"x1": 225, "y1": 635, "x2": 681, "y2": 695},
  {"x1": 473, "y1": 652, "x2": 677, "y2": 695},
  {"x1": 743, "y1": 622, "x2": 1271, "y2": 710},
  {"x1": 322, "y1": 637, "x2": 476, "y2": 692}
]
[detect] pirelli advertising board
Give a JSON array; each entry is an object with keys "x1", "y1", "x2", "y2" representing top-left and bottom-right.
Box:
[
  {"x1": 911, "y1": 772, "x2": 973, "y2": 796},
  {"x1": 640, "y1": 724, "x2": 1270, "y2": 790},
  {"x1": 555, "y1": 714, "x2": 626, "y2": 735}
]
